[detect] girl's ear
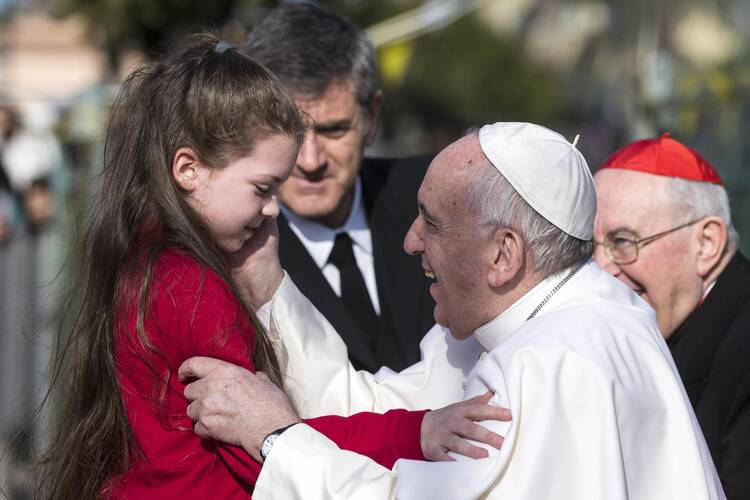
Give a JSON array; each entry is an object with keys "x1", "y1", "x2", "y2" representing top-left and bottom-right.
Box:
[{"x1": 172, "y1": 147, "x2": 203, "y2": 192}]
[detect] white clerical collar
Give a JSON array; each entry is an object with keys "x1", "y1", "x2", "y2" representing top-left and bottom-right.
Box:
[
  {"x1": 473, "y1": 265, "x2": 577, "y2": 353},
  {"x1": 280, "y1": 178, "x2": 372, "y2": 270}
]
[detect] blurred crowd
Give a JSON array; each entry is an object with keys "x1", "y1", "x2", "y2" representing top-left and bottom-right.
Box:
[{"x1": 0, "y1": 104, "x2": 62, "y2": 242}]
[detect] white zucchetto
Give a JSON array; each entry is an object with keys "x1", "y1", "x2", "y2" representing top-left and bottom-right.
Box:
[{"x1": 478, "y1": 122, "x2": 596, "y2": 240}]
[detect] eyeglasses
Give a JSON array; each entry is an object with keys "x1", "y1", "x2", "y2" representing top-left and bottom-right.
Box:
[{"x1": 595, "y1": 218, "x2": 702, "y2": 265}]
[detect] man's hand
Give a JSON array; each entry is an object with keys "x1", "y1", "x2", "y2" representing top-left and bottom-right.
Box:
[
  {"x1": 421, "y1": 391, "x2": 511, "y2": 461},
  {"x1": 178, "y1": 357, "x2": 300, "y2": 462},
  {"x1": 227, "y1": 218, "x2": 283, "y2": 309}
]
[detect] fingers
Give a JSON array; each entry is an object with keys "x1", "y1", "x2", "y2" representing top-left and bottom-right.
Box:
[
  {"x1": 256, "y1": 218, "x2": 279, "y2": 239},
  {"x1": 472, "y1": 391, "x2": 494, "y2": 405},
  {"x1": 427, "y1": 446, "x2": 456, "y2": 462},
  {"x1": 186, "y1": 400, "x2": 199, "y2": 421},
  {"x1": 178, "y1": 356, "x2": 233, "y2": 382},
  {"x1": 459, "y1": 422, "x2": 504, "y2": 450},
  {"x1": 445, "y1": 436, "x2": 490, "y2": 460},
  {"x1": 440, "y1": 411, "x2": 504, "y2": 450},
  {"x1": 459, "y1": 391, "x2": 494, "y2": 406},
  {"x1": 458, "y1": 393, "x2": 511, "y2": 421},
  {"x1": 460, "y1": 403, "x2": 512, "y2": 423},
  {"x1": 183, "y1": 377, "x2": 208, "y2": 402},
  {"x1": 194, "y1": 420, "x2": 211, "y2": 440}
]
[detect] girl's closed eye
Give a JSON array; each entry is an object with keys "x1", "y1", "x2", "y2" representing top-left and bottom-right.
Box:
[{"x1": 255, "y1": 184, "x2": 271, "y2": 196}]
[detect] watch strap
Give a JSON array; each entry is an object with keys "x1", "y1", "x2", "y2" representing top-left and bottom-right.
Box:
[{"x1": 260, "y1": 422, "x2": 298, "y2": 462}]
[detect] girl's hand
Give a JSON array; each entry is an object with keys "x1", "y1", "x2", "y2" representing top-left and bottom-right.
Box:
[
  {"x1": 228, "y1": 218, "x2": 283, "y2": 309},
  {"x1": 420, "y1": 391, "x2": 511, "y2": 461}
]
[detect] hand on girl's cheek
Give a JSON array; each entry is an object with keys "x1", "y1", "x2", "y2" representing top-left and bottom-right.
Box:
[{"x1": 228, "y1": 218, "x2": 283, "y2": 308}]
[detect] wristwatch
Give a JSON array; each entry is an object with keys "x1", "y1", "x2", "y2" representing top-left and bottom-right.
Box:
[{"x1": 260, "y1": 423, "x2": 297, "y2": 462}]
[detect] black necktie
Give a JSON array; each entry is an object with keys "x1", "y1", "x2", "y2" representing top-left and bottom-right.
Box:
[{"x1": 328, "y1": 233, "x2": 380, "y2": 349}]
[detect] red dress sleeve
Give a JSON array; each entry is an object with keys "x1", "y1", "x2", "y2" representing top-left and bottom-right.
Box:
[{"x1": 304, "y1": 409, "x2": 428, "y2": 469}]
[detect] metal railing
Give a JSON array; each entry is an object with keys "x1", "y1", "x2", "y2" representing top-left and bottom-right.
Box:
[{"x1": 0, "y1": 227, "x2": 61, "y2": 498}]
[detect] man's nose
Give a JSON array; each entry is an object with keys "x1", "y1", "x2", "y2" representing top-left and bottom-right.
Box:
[
  {"x1": 296, "y1": 131, "x2": 326, "y2": 173},
  {"x1": 403, "y1": 217, "x2": 425, "y2": 255},
  {"x1": 262, "y1": 195, "x2": 280, "y2": 219},
  {"x1": 593, "y1": 243, "x2": 621, "y2": 276}
]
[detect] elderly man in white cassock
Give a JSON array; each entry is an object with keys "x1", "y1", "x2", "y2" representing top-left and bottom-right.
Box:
[{"x1": 180, "y1": 123, "x2": 725, "y2": 499}]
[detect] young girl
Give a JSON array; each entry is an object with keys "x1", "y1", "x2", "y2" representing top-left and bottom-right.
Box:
[{"x1": 42, "y1": 36, "x2": 436, "y2": 499}]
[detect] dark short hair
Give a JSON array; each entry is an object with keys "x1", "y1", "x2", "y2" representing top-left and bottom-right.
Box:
[{"x1": 242, "y1": 2, "x2": 378, "y2": 108}]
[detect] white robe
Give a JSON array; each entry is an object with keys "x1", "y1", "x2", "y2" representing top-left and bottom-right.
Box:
[
  {"x1": 259, "y1": 261, "x2": 725, "y2": 499},
  {"x1": 269, "y1": 275, "x2": 482, "y2": 418}
]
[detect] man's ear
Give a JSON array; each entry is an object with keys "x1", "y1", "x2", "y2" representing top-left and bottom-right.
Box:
[
  {"x1": 487, "y1": 228, "x2": 524, "y2": 288},
  {"x1": 695, "y1": 216, "x2": 728, "y2": 278},
  {"x1": 172, "y1": 147, "x2": 203, "y2": 192},
  {"x1": 362, "y1": 90, "x2": 383, "y2": 146}
]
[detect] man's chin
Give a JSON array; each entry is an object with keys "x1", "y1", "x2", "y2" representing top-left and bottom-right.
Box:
[
  {"x1": 435, "y1": 312, "x2": 475, "y2": 340},
  {"x1": 434, "y1": 309, "x2": 453, "y2": 332}
]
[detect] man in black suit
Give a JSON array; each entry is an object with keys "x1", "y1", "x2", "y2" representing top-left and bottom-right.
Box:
[
  {"x1": 592, "y1": 134, "x2": 750, "y2": 499},
  {"x1": 241, "y1": 3, "x2": 434, "y2": 372}
]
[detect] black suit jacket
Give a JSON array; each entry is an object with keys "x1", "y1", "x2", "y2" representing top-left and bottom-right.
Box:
[
  {"x1": 668, "y1": 252, "x2": 750, "y2": 500},
  {"x1": 278, "y1": 156, "x2": 435, "y2": 372}
]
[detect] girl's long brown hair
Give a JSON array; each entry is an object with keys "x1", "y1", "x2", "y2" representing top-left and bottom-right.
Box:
[{"x1": 41, "y1": 34, "x2": 304, "y2": 499}]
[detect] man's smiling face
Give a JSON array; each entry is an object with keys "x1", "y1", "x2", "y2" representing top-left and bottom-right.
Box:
[
  {"x1": 593, "y1": 168, "x2": 703, "y2": 337},
  {"x1": 403, "y1": 135, "x2": 491, "y2": 340}
]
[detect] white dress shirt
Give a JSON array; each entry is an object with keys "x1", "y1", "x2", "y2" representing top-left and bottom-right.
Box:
[{"x1": 280, "y1": 178, "x2": 381, "y2": 314}]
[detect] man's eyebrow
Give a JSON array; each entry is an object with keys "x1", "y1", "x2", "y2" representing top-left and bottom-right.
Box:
[
  {"x1": 606, "y1": 225, "x2": 638, "y2": 238},
  {"x1": 314, "y1": 119, "x2": 353, "y2": 132}
]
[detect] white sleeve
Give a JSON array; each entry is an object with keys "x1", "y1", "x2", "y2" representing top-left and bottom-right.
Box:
[
  {"x1": 253, "y1": 424, "x2": 397, "y2": 500},
  {"x1": 253, "y1": 421, "x2": 503, "y2": 500},
  {"x1": 271, "y1": 274, "x2": 481, "y2": 417}
]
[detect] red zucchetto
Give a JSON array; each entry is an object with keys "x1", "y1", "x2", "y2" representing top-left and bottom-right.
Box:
[{"x1": 599, "y1": 133, "x2": 723, "y2": 184}]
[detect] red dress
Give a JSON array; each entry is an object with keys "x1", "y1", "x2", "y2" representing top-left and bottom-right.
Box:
[{"x1": 110, "y1": 250, "x2": 426, "y2": 498}]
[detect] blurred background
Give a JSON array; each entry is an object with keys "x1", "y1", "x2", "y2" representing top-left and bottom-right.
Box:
[{"x1": 0, "y1": 0, "x2": 748, "y2": 496}]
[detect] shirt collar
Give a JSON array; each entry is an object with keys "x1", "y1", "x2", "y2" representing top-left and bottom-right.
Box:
[
  {"x1": 472, "y1": 265, "x2": 578, "y2": 352},
  {"x1": 280, "y1": 178, "x2": 372, "y2": 270}
]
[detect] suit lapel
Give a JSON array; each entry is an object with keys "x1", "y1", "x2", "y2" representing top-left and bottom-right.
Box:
[
  {"x1": 277, "y1": 214, "x2": 378, "y2": 370},
  {"x1": 668, "y1": 253, "x2": 750, "y2": 404}
]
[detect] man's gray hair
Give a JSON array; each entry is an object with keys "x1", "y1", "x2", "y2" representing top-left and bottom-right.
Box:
[
  {"x1": 466, "y1": 160, "x2": 594, "y2": 277},
  {"x1": 664, "y1": 176, "x2": 740, "y2": 249},
  {"x1": 242, "y1": 2, "x2": 378, "y2": 109}
]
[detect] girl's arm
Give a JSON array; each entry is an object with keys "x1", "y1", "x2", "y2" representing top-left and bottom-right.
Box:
[{"x1": 160, "y1": 255, "x2": 427, "y2": 484}]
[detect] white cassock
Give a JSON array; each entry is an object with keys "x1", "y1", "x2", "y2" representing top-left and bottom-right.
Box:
[{"x1": 258, "y1": 261, "x2": 725, "y2": 500}]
